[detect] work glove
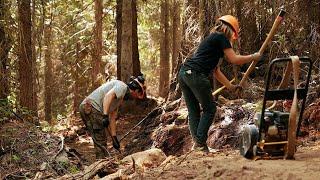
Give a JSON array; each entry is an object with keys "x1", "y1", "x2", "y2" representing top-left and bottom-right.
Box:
[
  {"x1": 102, "y1": 114, "x2": 109, "y2": 128},
  {"x1": 112, "y1": 136, "x2": 120, "y2": 151},
  {"x1": 251, "y1": 52, "x2": 261, "y2": 61}
]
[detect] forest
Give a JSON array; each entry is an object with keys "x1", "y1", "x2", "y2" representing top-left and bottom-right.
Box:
[{"x1": 0, "y1": 0, "x2": 320, "y2": 179}]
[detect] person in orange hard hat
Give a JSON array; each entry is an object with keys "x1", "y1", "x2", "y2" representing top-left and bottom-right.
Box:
[
  {"x1": 218, "y1": 15, "x2": 240, "y2": 40},
  {"x1": 178, "y1": 15, "x2": 261, "y2": 152}
]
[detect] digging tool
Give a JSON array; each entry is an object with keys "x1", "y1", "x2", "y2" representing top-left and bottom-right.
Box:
[
  {"x1": 119, "y1": 106, "x2": 163, "y2": 142},
  {"x1": 239, "y1": 9, "x2": 286, "y2": 87},
  {"x1": 212, "y1": 9, "x2": 286, "y2": 96},
  {"x1": 212, "y1": 78, "x2": 235, "y2": 96},
  {"x1": 239, "y1": 56, "x2": 312, "y2": 159}
]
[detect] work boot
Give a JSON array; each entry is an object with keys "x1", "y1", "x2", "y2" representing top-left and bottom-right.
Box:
[{"x1": 192, "y1": 142, "x2": 209, "y2": 153}]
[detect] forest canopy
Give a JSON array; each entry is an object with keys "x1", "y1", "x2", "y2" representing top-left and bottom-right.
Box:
[{"x1": 0, "y1": 0, "x2": 319, "y2": 122}]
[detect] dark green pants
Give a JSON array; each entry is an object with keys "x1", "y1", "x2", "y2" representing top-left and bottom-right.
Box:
[
  {"x1": 178, "y1": 66, "x2": 216, "y2": 145},
  {"x1": 79, "y1": 104, "x2": 107, "y2": 159}
]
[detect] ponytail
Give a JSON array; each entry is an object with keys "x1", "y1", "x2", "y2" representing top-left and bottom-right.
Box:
[{"x1": 211, "y1": 20, "x2": 234, "y2": 40}]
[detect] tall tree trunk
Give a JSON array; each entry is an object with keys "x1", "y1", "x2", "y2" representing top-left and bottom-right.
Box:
[
  {"x1": 132, "y1": 0, "x2": 140, "y2": 76},
  {"x1": 92, "y1": 0, "x2": 103, "y2": 89},
  {"x1": 120, "y1": 0, "x2": 133, "y2": 82},
  {"x1": 31, "y1": 0, "x2": 38, "y2": 111},
  {"x1": 0, "y1": 0, "x2": 11, "y2": 101},
  {"x1": 159, "y1": 0, "x2": 170, "y2": 98},
  {"x1": 167, "y1": 0, "x2": 198, "y2": 101},
  {"x1": 18, "y1": 0, "x2": 37, "y2": 117},
  {"x1": 44, "y1": 24, "x2": 53, "y2": 123},
  {"x1": 180, "y1": 0, "x2": 200, "y2": 61},
  {"x1": 199, "y1": 0, "x2": 206, "y2": 39},
  {"x1": 235, "y1": 0, "x2": 259, "y2": 77},
  {"x1": 73, "y1": 43, "x2": 81, "y2": 116},
  {"x1": 31, "y1": 0, "x2": 40, "y2": 109},
  {"x1": 116, "y1": 0, "x2": 122, "y2": 79},
  {"x1": 171, "y1": 0, "x2": 181, "y2": 76},
  {"x1": 200, "y1": 0, "x2": 218, "y2": 90}
]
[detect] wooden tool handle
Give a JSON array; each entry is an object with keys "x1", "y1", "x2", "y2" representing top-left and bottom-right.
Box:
[
  {"x1": 212, "y1": 78, "x2": 235, "y2": 96},
  {"x1": 239, "y1": 9, "x2": 286, "y2": 87}
]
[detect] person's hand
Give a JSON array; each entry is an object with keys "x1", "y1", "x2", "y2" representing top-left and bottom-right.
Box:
[
  {"x1": 102, "y1": 114, "x2": 109, "y2": 128},
  {"x1": 251, "y1": 52, "x2": 261, "y2": 61},
  {"x1": 228, "y1": 84, "x2": 242, "y2": 92},
  {"x1": 112, "y1": 136, "x2": 120, "y2": 151}
]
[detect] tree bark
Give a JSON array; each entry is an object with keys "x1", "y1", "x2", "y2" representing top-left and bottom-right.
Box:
[
  {"x1": 199, "y1": 0, "x2": 206, "y2": 39},
  {"x1": 31, "y1": 0, "x2": 38, "y2": 111},
  {"x1": 73, "y1": 43, "x2": 81, "y2": 116},
  {"x1": 159, "y1": 0, "x2": 170, "y2": 98},
  {"x1": 171, "y1": 0, "x2": 181, "y2": 76},
  {"x1": 44, "y1": 24, "x2": 53, "y2": 123},
  {"x1": 120, "y1": 0, "x2": 133, "y2": 82},
  {"x1": 92, "y1": 0, "x2": 103, "y2": 89},
  {"x1": 167, "y1": 0, "x2": 198, "y2": 101},
  {"x1": 116, "y1": 0, "x2": 122, "y2": 79},
  {"x1": 0, "y1": 0, "x2": 11, "y2": 100},
  {"x1": 132, "y1": 0, "x2": 140, "y2": 76},
  {"x1": 18, "y1": 0, "x2": 37, "y2": 116}
]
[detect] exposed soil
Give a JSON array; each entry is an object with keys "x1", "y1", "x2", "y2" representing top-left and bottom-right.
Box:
[
  {"x1": 140, "y1": 141, "x2": 320, "y2": 180},
  {"x1": 0, "y1": 93, "x2": 319, "y2": 179}
]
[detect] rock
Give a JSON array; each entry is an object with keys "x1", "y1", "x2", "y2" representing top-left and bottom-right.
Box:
[
  {"x1": 40, "y1": 162, "x2": 47, "y2": 171},
  {"x1": 160, "y1": 111, "x2": 179, "y2": 125},
  {"x1": 176, "y1": 108, "x2": 188, "y2": 120},
  {"x1": 164, "y1": 99, "x2": 181, "y2": 111},
  {"x1": 121, "y1": 148, "x2": 167, "y2": 169}
]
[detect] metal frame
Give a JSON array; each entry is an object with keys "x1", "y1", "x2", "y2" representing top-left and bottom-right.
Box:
[{"x1": 258, "y1": 57, "x2": 312, "y2": 142}]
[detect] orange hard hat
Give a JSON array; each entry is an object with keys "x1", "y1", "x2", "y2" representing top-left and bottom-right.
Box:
[{"x1": 218, "y1": 15, "x2": 239, "y2": 40}]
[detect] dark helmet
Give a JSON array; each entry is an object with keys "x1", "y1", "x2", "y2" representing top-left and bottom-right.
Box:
[{"x1": 127, "y1": 74, "x2": 145, "y2": 94}]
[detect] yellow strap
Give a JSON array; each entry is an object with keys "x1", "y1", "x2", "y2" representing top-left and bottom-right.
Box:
[
  {"x1": 289, "y1": 56, "x2": 300, "y2": 126},
  {"x1": 286, "y1": 55, "x2": 300, "y2": 159}
]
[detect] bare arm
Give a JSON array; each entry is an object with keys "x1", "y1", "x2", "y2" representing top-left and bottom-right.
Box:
[
  {"x1": 224, "y1": 48, "x2": 253, "y2": 65},
  {"x1": 107, "y1": 109, "x2": 118, "y2": 136},
  {"x1": 213, "y1": 67, "x2": 233, "y2": 89},
  {"x1": 103, "y1": 89, "x2": 116, "y2": 115}
]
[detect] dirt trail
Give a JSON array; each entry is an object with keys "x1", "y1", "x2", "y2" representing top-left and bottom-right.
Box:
[
  {"x1": 1, "y1": 96, "x2": 318, "y2": 179},
  {"x1": 142, "y1": 141, "x2": 320, "y2": 180}
]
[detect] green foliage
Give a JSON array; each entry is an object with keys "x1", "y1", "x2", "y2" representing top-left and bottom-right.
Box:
[
  {"x1": 40, "y1": 121, "x2": 53, "y2": 132},
  {"x1": 0, "y1": 98, "x2": 38, "y2": 122},
  {"x1": 58, "y1": 160, "x2": 79, "y2": 173},
  {"x1": 12, "y1": 154, "x2": 20, "y2": 161},
  {"x1": 58, "y1": 160, "x2": 69, "y2": 168},
  {"x1": 0, "y1": 99, "x2": 11, "y2": 122},
  {"x1": 68, "y1": 165, "x2": 80, "y2": 174},
  {"x1": 138, "y1": 1, "x2": 162, "y2": 96}
]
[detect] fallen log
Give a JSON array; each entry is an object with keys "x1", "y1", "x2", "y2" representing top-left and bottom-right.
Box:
[{"x1": 57, "y1": 158, "x2": 118, "y2": 180}]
